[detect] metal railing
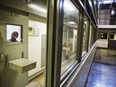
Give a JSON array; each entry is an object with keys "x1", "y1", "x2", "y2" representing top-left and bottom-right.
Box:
[{"x1": 97, "y1": 18, "x2": 116, "y2": 25}]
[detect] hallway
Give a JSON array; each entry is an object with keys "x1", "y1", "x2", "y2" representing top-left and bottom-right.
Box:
[{"x1": 85, "y1": 48, "x2": 116, "y2": 87}]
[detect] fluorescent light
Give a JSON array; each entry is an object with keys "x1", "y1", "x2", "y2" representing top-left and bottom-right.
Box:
[
  {"x1": 28, "y1": 4, "x2": 47, "y2": 13},
  {"x1": 84, "y1": 21, "x2": 87, "y2": 24},
  {"x1": 102, "y1": 0, "x2": 112, "y2": 4},
  {"x1": 94, "y1": 1, "x2": 97, "y2": 5},
  {"x1": 89, "y1": 1, "x2": 92, "y2": 7},
  {"x1": 68, "y1": 21, "x2": 76, "y2": 25},
  {"x1": 64, "y1": 1, "x2": 75, "y2": 11},
  {"x1": 111, "y1": 10, "x2": 115, "y2": 15}
]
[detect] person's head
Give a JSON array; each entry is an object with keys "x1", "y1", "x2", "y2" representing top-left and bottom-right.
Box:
[{"x1": 11, "y1": 31, "x2": 18, "y2": 42}]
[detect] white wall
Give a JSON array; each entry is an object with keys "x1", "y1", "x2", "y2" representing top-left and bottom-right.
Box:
[
  {"x1": 96, "y1": 39, "x2": 108, "y2": 48},
  {"x1": 98, "y1": 25, "x2": 116, "y2": 29},
  {"x1": 114, "y1": 34, "x2": 116, "y2": 40},
  {"x1": 28, "y1": 20, "x2": 46, "y2": 77},
  {"x1": 0, "y1": 9, "x2": 29, "y2": 87}
]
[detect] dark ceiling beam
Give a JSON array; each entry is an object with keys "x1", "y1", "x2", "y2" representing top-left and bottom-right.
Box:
[
  {"x1": 71, "y1": 0, "x2": 97, "y2": 30},
  {"x1": 0, "y1": 0, "x2": 47, "y2": 18},
  {"x1": 0, "y1": 4, "x2": 29, "y2": 16},
  {"x1": 88, "y1": 0, "x2": 97, "y2": 28},
  {"x1": 91, "y1": 0, "x2": 97, "y2": 18}
]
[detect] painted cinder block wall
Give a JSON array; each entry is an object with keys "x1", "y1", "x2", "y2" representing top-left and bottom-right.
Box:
[{"x1": 0, "y1": 9, "x2": 28, "y2": 87}]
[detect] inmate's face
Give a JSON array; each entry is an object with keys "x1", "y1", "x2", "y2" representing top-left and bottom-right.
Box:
[{"x1": 11, "y1": 32, "x2": 18, "y2": 39}]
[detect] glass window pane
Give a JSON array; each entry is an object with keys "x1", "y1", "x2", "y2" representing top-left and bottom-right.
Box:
[
  {"x1": 91, "y1": 26, "x2": 95, "y2": 46},
  {"x1": 0, "y1": 1, "x2": 47, "y2": 87},
  {"x1": 61, "y1": 0, "x2": 79, "y2": 75},
  {"x1": 88, "y1": 25, "x2": 92, "y2": 49},
  {"x1": 82, "y1": 17, "x2": 88, "y2": 56},
  {"x1": 110, "y1": 33, "x2": 116, "y2": 40}
]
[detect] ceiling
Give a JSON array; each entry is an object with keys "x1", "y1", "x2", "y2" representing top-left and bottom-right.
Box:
[
  {"x1": 99, "y1": 0, "x2": 116, "y2": 9},
  {"x1": 0, "y1": 0, "x2": 47, "y2": 17},
  {"x1": 97, "y1": 0, "x2": 116, "y2": 25}
]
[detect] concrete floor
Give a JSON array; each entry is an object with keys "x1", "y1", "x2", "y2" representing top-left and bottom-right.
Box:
[
  {"x1": 28, "y1": 56, "x2": 76, "y2": 87},
  {"x1": 85, "y1": 48, "x2": 116, "y2": 87},
  {"x1": 28, "y1": 73, "x2": 45, "y2": 87}
]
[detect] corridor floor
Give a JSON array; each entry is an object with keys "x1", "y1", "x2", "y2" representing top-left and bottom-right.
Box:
[{"x1": 85, "y1": 48, "x2": 116, "y2": 87}]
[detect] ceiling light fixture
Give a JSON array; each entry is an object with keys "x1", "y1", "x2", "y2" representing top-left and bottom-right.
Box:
[
  {"x1": 84, "y1": 21, "x2": 87, "y2": 24},
  {"x1": 28, "y1": 4, "x2": 47, "y2": 13},
  {"x1": 68, "y1": 21, "x2": 76, "y2": 25},
  {"x1": 111, "y1": 10, "x2": 115, "y2": 15}
]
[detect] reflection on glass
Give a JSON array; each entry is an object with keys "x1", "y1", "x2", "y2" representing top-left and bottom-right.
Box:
[
  {"x1": 61, "y1": 0, "x2": 79, "y2": 75},
  {"x1": 99, "y1": 32, "x2": 107, "y2": 39},
  {"x1": 27, "y1": 1, "x2": 47, "y2": 87},
  {"x1": 82, "y1": 17, "x2": 87, "y2": 56},
  {"x1": 6, "y1": 24, "x2": 22, "y2": 43},
  {"x1": 0, "y1": 0, "x2": 47, "y2": 87},
  {"x1": 88, "y1": 25, "x2": 92, "y2": 49}
]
